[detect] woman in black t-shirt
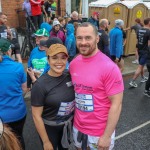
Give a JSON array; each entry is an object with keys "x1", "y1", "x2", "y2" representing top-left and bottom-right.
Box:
[
  {"x1": 31, "y1": 44, "x2": 75, "y2": 150},
  {"x1": 43, "y1": 0, "x2": 52, "y2": 23}
]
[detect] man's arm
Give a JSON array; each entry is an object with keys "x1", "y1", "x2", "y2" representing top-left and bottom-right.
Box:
[{"x1": 98, "y1": 92, "x2": 123, "y2": 149}]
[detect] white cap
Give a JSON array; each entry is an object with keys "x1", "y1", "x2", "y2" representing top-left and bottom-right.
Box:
[
  {"x1": 53, "y1": 20, "x2": 60, "y2": 27},
  {"x1": 115, "y1": 19, "x2": 124, "y2": 27}
]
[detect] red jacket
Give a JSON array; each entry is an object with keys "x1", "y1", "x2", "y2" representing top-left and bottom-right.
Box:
[{"x1": 30, "y1": 0, "x2": 43, "y2": 16}]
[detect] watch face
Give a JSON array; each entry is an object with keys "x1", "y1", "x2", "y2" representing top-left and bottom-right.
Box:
[{"x1": 0, "y1": 118, "x2": 4, "y2": 138}]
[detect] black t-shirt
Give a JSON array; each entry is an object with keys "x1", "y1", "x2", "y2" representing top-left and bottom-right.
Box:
[
  {"x1": 31, "y1": 73, "x2": 75, "y2": 122},
  {"x1": 98, "y1": 29, "x2": 109, "y2": 53},
  {"x1": 131, "y1": 24, "x2": 142, "y2": 34},
  {"x1": 137, "y1": 28, "x2": 150, "y2": 51},
  {"x1": 68, "y1": 19, "x2": 82, "y2": 24},
  {"x1": 44, "y1": 1, "x2": 51, "y2": 15}
]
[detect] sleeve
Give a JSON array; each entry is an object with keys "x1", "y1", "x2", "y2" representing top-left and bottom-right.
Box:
[
  {"x1": 116, "y1": 31, "x2": 123, "y2": 58},
  {"x1": 130, "y1": 25, "x2": 136, "y2": 31},
  {"x1": 31, "y1": 81, "x2": 46, "y2": 106},
  {"x1": 20, "y1": 64, "x2": 27, "y2": 84},
  {"x1": 103, "y1": 65, "x2": 124, "y2": 96},
  {"x1": 102, "y1": 34, "x2": 109, "y2": 46},
  {"x1": 65, "y1": 39, "x2": 73, "y2": 54}
]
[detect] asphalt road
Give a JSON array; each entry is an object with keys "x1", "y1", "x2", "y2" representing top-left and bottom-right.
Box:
[{"x1": 23, "y1": 75, "x2": 150, "y2": 150}]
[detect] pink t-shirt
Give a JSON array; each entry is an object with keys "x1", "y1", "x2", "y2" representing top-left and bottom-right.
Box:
[{"x1": 70, "y1": 51, "x2": 124, "y2": 136}]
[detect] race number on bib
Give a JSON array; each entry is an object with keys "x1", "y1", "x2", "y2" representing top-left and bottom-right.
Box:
[
  {"x1": 57, "y1": 101, "x2": 75, "y2": 116},
  {"x1": 75, "y1": 93, "x2": 94, "y2": 112}
]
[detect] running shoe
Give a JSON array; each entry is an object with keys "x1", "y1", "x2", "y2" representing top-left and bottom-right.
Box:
[
  {"x1": 132, "y1": 59, "x2": 139, "y2": 64},
  {"x1": 143, "y1": 90, "x2": 150, "y2": 97},
  {"x1": 140, "y1": 76, "x2": 148, "y2": 83},
  {"x1": 129, "y1": 81, "x2": 138, "y2": 88}
]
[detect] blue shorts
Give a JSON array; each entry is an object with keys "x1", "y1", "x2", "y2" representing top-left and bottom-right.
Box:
[{"x1": 139, "y1": 53, "x2": 147, "y2": 66}]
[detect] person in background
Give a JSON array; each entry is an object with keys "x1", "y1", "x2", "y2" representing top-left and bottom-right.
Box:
[
  {"x1": 109, "y1": 19, "x2": 124, "y2": 72},
  {"x1": 22, "y1": 0, "x2": 32, "y2": 30},
  {"x1": 70, "y1": 22, "x2": 123, "y2": 150},
  {"x1": 0, "y1": 12, "x2": 22, "y2": 62},
  {"x1": 30, "y1": 0, "x2": 43, "y2": 30},
  {"x1": 50, "y1": 20, "x2": 65, "y2": 43},
  {"x1": 129, "y1": 18, "x2": 150, "y2": 89},
  {"x1": 58, "y1": 17, "x2": 66, "y2": 33},
  {"x1": 27, "y1": 37, "x2": 68, "y2": 82},
  {"x1": 0, "y1": 125, "x2": 22, "y2": 150},
  {"x1": 40, "y1": 22, "x2": 52, "y2": 32},
  {"x1": 78, "y1": 14, "x2": 83, "y2": 23},
  {"x1": 31, "y1": 44, "x2": 75, "y2": 150},
  {"x1": 88, "y1": 12, "x2": 99, "y2": 30},
  {"x1": 98, "y1": 18, "x2": 110, "y2": 57},
  {"x1": 0, "y1": 38, "x2": 27, "y2": 150},
  {"x1": 43, "y1": 0, "x2": 52, "y2": 23},
  {"x1": 124, "y1": 18, "x2": 143, "y2": 64},
  {"x1": 68, "y1": 11, "x2": 82, "y2": 24},
  {"x1": 51, "y1": 0, "x2": 57, "y2": 20},
  {"x1": 144, "y1": 18, "x2": 150, "y2": 97},
  {"x1": 65, "y1": 23, "x2": 76, "y2": 62},
  {"x1": 27, "y1": 28, "x2": 49, "y2": 91}
]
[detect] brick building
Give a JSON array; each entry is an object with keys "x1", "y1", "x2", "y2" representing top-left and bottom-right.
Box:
[{"x1": 0, "y1": 0, "x2": 66, "y2": 28}]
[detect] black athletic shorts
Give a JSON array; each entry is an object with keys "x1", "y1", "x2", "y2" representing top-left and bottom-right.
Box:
[{"x1": 111, "y1": 55, "x2": 122, "y2": 62}]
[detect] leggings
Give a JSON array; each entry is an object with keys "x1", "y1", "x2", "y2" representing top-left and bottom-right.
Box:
[
  {"x1": 7, "y1": 116, "x2": 26, "y2": 150},
  {"x1": 44, "y1": 124, "x2": 68, "y2": 150},
  {"x1": 145, "y1": 65, "x2": 150, "y2": 91}
]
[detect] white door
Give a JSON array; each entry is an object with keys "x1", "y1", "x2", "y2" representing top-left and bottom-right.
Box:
[
  {"x1": 82, "y1": 0, "x2": 89, "y2": 18},
  {"x1": 65, "y1": 0, "x2": 71, "y2": 16}
]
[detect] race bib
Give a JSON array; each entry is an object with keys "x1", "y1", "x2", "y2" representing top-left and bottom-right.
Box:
[
  {"x1": 75, "y1": 93, "x2": 94, "y2": 112},
  {"x1": 0, "y1": 32, "x2": 7, "y2": 39},
  {"x1": 48, "y1": 7, "x2": 51, "y2": 12},
  {"x1": 57, "y1": 101, "x2": 75, "y2": 116}
]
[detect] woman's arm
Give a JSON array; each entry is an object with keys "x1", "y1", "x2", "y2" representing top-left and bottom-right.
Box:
[
  {"x1": 32, "y1": 106, "x2": 53, "y2": 150},
  {"x1": 22, "y1": 82, "x2": 27, "y2": 93}
]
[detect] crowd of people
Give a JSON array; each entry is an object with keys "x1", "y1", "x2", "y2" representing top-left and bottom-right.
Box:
[{"x1": 0, "y1": 0, "x2": 150, "y2": 149}]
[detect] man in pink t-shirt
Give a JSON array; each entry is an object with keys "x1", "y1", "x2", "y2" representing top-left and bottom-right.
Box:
[{"x1": 69, "y1": 22, "x2": 124, "y2": 150}]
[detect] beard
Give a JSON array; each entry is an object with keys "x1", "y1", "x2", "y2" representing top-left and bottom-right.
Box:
[{"x1": 77, "y1": 41, "x2": 97, "y2": 57}]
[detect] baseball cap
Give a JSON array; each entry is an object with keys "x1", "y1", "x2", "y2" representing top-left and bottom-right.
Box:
[
  {"x1": 115, "y1": 19, "x2": 124, "y2": 27},
  {"x1": 93, "y1": 12, "x2": 99, "y2": 16},
  {"x1": 40, "y1": 37, "x2": 63, "y2": 48},
  {"x1": 47, "y1": 44, "x2": 68, "y2": 57},
  {"x1": 34, "y1": 28, "x2": 49, "y2": 37},
  {"x1": 0, "y1": 38, "x2": 11, "y2": 53},
  {"x1": 53, "y1": 20, "x2": 60, "y2": 27}
]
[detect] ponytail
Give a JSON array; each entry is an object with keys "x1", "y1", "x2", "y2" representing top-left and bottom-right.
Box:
[{"x1": 0, "y1": 51, "x2": 2, "y2": 62}]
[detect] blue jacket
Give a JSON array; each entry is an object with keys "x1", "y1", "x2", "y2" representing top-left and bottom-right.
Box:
[
  {"x1": 65, "y1": 24, "x2": 76, "y2": 57},
  {"x1": 88, "y1": 17, "x2": 99, "y2": 30},
  {"x1": 109, "y1": 27, "x2": 123, "y2": 58},
  {"x1": 0, "y1": 56, "x2": 26, "y2": 123}
]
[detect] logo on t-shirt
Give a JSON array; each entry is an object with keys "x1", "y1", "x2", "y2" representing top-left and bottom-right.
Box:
[
  {"x1": 57, "y1": 101, "x2": 75, "y2": 116},
  {"x1": 32, "y1": 57, "x2": 47, "y2": 72}
]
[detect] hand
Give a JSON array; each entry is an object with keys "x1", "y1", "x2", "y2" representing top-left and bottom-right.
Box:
[
  {"x1": 27, "y1": 68, "x2": 37, "y2": 82},
  {"x1": 27, "y1": 68, "x2": 35, "y2": 78},
  {"x1": 115, "y1": 58, "x2": 119, "y2": 63},
  {"x1": 97, "y1": 135, "x2": 111, "y2": 150},
  {"x1": 43, "y1": 141, "x2": 53, "y2": 150}
]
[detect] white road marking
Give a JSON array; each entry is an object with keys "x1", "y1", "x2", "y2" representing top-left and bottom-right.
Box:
[{"x1": 115, "y1": 120, "x2": 150, "y2": 140}]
